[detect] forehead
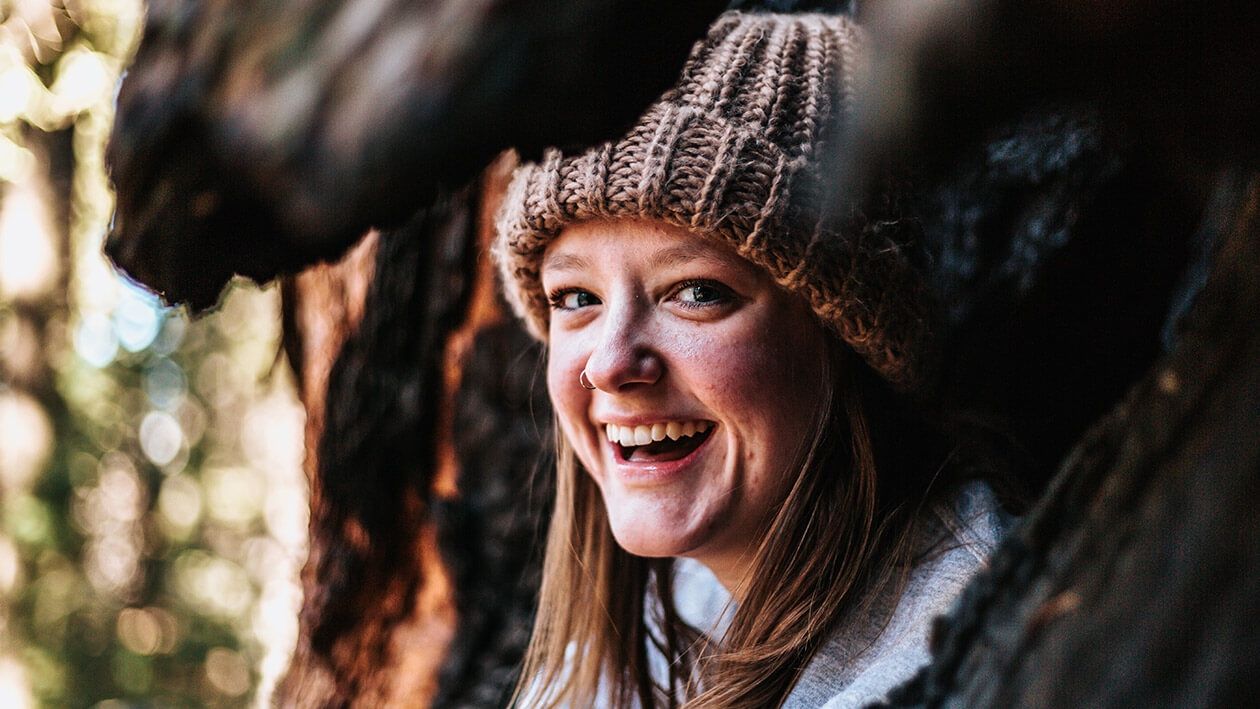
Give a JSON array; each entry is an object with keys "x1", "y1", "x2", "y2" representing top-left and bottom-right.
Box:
[{"x1": 542, "y1": 219, "x2": 756, "y2": 277}]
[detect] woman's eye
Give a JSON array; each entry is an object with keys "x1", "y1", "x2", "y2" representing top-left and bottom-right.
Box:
[
  {"x1": 549, "y1": 289, "x2": 601, "y2": 310},
  {"x1": 674, "y1": 281, "x2": 730, "y2": 306}
]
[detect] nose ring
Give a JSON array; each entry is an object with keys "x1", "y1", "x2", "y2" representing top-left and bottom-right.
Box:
[{"x1": 579, "y1": 370, "x2": 596, "y2": 390}]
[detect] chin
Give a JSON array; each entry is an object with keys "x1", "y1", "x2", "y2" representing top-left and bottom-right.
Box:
[
  {"x1": 611, "y1": 533, "x2": 695, "y2": 560},
  {"x1": 605, "y1": 505, "x2": 716, "y2": 561}
]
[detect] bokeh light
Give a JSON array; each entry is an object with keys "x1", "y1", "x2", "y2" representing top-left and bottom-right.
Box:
[
  {"x1": 0, "y1": 390, "x2": 53, "y2": 492},
  {"x1": 74, "y1": 312, "x2": 119, "y2": 368},
  {"x1": 0, "y1": 536, "x2": 21, "y2": 593},
  {"x1": 205, "y1": 647, "x2": 251, "y2": 698},
  {"x1": 0, "y1": 179, "x2": 57, "y2": 298},
  {"x1": 0, "y1": 655, "x2": 34, "y2": 709},
  {"x1": 138, "y1": 410, "x2": 184, "y2": 466},
  {"x1": 156, "y1": 474, "x2": 204, "y2": 537},
  {"x1": 0, "y1": 0, "x2": 310, "y2": 705},
  {"x1": 142, "y1": 356, "x2": 187, "y2": 409},
  {"x1": 113, "y1": 279, "x2": 162, "y2": 353}
]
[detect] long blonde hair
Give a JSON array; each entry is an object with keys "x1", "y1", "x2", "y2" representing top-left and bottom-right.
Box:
[{"x1": 516, "y1": 339, "x2": 947, "y2": 708}]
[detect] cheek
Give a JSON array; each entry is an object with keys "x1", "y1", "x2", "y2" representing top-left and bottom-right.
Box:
[
  {"x1": 670, "y1": 322, "x2": 766, "y2": 394},
  {"x1": 547, "y1": 348, "x2": 583, "y2": 419},
  {"x1": 547, "y1": 339, "x2": 597, "y2": 462},
  {"x1": 687, "y1": 325, "x2": 822, "y2": 405},
  {"x1": 686, "y1": 315, "x2": 825, "y2": 454},
  {"x1": 764, "y1": 328, "x2": 826, "y2": 406}
]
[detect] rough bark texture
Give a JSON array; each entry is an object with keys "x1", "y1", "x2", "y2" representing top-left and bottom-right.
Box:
[
  {"x1": 918, "y1": 107, "x2": 1207, "y2": 495},
  {"x1": 279, "y1": 194, "x2": 466, "y2": 707},
  {"x1": 280, "y1": 231, "x2": 466, "y2": 707},
  {"x1": 849, "y1": 1, "x2": 1260, "y2": 703},
  {"x1": 852, "y1": 0, "x2": 1260, "y2": 183},
  {"x1": 104, "y1": 0, "x2": 725, "y2": 311},
  {"x1": 428, "y1": 156, "x2": 553, "y2": 709},
  {"x1": 880, "y1": 172, "x2": 1260, "y2": 708},
  {"x1": 277, "y1": 157, "x2": 551, "y2": 707}
]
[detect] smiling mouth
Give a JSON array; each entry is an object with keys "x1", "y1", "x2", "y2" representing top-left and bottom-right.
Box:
[{"x1": 605, "y1": 421, "x2": 714, "y2": 463}]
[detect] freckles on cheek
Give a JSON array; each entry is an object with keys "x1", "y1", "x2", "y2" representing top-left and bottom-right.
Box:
[
  {"x1": 545, "y1": 358, "x2": 566, "y2": 400},
  {"x1": 690, "y1": 334, "x2": 769, "y2": 393},
  {"x1": 547, "y1": 352, "x2": 587, "y2": 437},
  {"x1": 726, "y1": 340, "x2": 784, "y2": 398},
  {"x1": 547, "y1": 336, "x2": 585, "y2": 396}
]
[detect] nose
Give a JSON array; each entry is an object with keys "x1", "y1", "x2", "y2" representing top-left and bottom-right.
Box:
[{"x1": 582, "y1": 302, "x2": 663, "y2": 392}]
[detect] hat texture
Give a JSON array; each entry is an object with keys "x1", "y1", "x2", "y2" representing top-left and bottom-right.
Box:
[{"x1": 494, "y1": 11, "x2": 930, "y2": 390}]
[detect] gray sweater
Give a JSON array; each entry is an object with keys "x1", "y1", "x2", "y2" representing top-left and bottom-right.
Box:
[
  {"x1": 529, "y1": 482, "x2": 1010, "y2": 708},
  {"x1": 671, "y1": 481, "x2": 1011, "y2": 709},
  {"x1": 781, "y1": 481, "x2": 1010, "y2": 707}
]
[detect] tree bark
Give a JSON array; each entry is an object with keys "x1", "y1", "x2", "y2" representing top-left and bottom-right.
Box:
[
  {"x1": 881, "y1": 172, "x2": 1260, "y2": 707},
  {"x1": 105, "y1": 0, "x2": 725, "y2": 310},
  {"x1": 277, "y1": 155, "x2": 549, "y2": 707}
]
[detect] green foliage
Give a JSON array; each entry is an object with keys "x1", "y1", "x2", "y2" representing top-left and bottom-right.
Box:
[
  {"x1": 15, "y1": 295, "x2": 302, "y2": 709},
  {"x1": 0, "y1": 2, "x2": 307, "y2": 707}
]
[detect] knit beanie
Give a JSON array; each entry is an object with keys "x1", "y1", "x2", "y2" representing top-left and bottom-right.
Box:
[{"x1": 494, "y1": 11, "x2": 931, "y2": 390}]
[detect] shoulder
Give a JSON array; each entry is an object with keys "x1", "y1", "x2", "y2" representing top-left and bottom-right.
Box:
[
  {"x1": 918, "y1": 479, "x2": 1014, "y2": 592},
  {"x1": 947, "y1": 479, "x2": 1014, "y2": 559},
  {"x1": 785, "y1": 481, "x2": 1014, "y2": 709}
]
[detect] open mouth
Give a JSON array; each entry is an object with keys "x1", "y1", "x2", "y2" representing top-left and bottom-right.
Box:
[{"x1": 605, "y1": 421, "x2": 714, "y2": 463}]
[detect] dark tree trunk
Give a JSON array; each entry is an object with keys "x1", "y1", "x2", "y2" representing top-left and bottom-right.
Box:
[
  {"x1": 881, "y1": 173, "x2": 1260, "y2": 707},
  {"x1": 105, "y1": 0, "x2": 726, "y2": 311},
  {"x1": 276, "y1": 156, "x2": 551, "y2": 707}
]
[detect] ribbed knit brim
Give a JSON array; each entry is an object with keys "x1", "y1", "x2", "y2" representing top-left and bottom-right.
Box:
[{"x1": 494, "y1": 11, "x2": 930, "y2": 391}]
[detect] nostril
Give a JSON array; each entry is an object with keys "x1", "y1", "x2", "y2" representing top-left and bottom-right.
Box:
[{"x1": 586, "y1": 333, "x2": 664, "y2": 390}]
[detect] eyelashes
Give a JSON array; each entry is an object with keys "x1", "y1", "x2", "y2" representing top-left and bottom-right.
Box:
[
  {"x1": 546, "y1": 280, "x2": 737, "y2": 312},
  {"x1": 671, "y1": 279, "x2": 734, "y2": 308},
  {"x1": 547, "y1": 287, "x2": 601, "y2": 311}
]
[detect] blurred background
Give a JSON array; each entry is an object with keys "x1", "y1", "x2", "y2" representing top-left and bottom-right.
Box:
[{"x1": 0, "y1": 0, "x2": 308, "y2": 706}]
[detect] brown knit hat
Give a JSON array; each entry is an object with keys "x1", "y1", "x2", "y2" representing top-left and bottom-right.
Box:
[{"x1": 494, "y1": 11, "x2": 931, "y2": 390}]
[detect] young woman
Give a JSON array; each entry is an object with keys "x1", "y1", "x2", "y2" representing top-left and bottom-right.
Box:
[{"x1": 494, "y1": 11, "x2": 1011, "y2": 708}]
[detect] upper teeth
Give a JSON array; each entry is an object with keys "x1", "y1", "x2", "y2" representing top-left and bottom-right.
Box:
[{"x1": 605, "y1": 421, "x2": 712, "y2": 447}]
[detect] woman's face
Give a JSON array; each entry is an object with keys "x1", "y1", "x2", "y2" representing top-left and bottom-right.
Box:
[{"x1": 542, "y1": 219, "x2": 828, "y2": 590}]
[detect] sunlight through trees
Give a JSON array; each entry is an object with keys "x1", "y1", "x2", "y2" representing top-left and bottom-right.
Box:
[{"x1": 1, "y1": 1, "x2": 307, "y2": 706}]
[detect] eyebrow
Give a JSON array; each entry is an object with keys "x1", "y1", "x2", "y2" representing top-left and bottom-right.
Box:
[
  {"x1": 543, "y1": 241, "x2": 734, "y2": 274},
  {"x1": 541, "y1": 250, "x2": 592, "y2": 274},
  {"x1": 649, "y1": 243, "x2": 728, "y2": 270}
]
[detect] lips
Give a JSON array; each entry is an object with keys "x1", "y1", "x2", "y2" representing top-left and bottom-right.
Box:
[{"x1": 605, "y1": 420, "x2": 714, "y2": 463}]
